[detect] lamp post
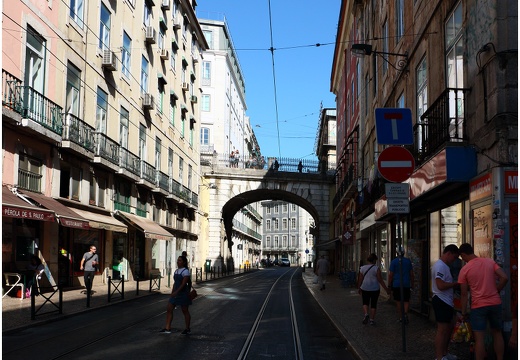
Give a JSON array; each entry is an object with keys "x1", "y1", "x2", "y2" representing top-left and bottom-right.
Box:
[{"x1": 351, "y1": 43, "x2": 408, "y2": 71}]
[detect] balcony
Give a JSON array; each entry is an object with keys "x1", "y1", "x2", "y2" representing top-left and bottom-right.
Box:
[
  {"x1": 155, "y1": 170, "x2": 170, "y2": 192},
  {"x1": 2, "y1": 70, "x2": 22, "y2": 112},
  {"x1": 411, "y1": 88, "x2": 468, "y2": 166},
  {"x1": 140, "y1": 160, "x2": 156, "y2": 184},
  {"x1": 191, "y1": 191, "x2": 199, "y2": 207},
  {"x1": 62, "y1": 113, "x2": 96, "y2": 154},
  {"x1": 94, "y1": 132, "x2": 120, "y2": 166},
  {"x1": 18, "y1": 86, "x2": 63, "y2": 135},
  {"x1": 18, "y1": 168, "x2": 42, "y2": 192},
  {"x1": 179, "y1": 185, "x2": 192, "y2": 203},
  {"x1": 332, "y1": 162, "x2": 357, "y2": 210},
  {"x1": 119, "y1": 147, "x2": 141, "y2": 177}
]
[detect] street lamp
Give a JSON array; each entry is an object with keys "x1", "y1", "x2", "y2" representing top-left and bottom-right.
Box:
[{"x1": 351, "y1": 43, "x2": 408, "y2": 71}]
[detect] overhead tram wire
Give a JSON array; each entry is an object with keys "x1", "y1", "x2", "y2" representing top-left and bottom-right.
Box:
[{"x1": 267, "y1": 0, "x2": 282, "y2": 160}]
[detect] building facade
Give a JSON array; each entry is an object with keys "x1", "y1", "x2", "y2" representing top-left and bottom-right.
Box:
[
  {"x1": 2, "y1": 0, "x2": 207, "y2": 288},
  {"x1": 331, "y1": 0, "x2": 517, "y2": 328}
]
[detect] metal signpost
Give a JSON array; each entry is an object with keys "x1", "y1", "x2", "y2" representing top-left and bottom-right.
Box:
[{"x1": 376, "y1": 108, "x2": 414, "y2": 353}]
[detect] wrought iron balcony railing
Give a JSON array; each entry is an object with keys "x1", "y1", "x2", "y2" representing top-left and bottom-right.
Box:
[
  {"x1": 119, "y1": 147, "x2": 141, "y2": 176},
  {"x1": 332, "y1": 162, "x2": 357, "y2": 209},
  {"x1": 2, "y1": 70, "x2": 22, "y2": 111},
  {"x1": 95, "y1": 132, "x2": 120, "y2": 165},
  {"x1": 18, "y1": 85, "x2": 63, "y2": 135},
  {"x1": 18, "y1": 168, "x2": 42, "y2": 192},
  {"x1": 140, "y1": 160, "x2": 156, "y2": 184},
  {"x1": 63, "y1": 113, "x2": 96, "y2": 152},
  {"x1": 156, "y1": 170, "x2": 170, "y2": 192},
  {"x1": 412, "y1": 88, "x2": 468, "y2": 165}
]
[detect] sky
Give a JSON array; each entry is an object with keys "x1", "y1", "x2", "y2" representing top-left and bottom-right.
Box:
[{"x1": 197, "y1": 1, "x2": 341, "y2": 160}]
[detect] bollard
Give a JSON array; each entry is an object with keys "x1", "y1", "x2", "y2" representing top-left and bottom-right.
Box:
[
  {"x1": 86, "y1": 288, "x2": 91, "y2": 308},
  {"x1": 108, "y1": 276, "x2": 112, "y2": 302},
  {"x1": 136, "y1": 276, "x2": 140, "y2": 296},
  {"x1": 121, "y1": 275, "x2": 125, "y2": 299}
]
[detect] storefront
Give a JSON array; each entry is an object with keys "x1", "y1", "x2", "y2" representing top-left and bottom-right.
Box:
[{"x1": 114, "y1": 211, "x2": 174, "y2": 280}]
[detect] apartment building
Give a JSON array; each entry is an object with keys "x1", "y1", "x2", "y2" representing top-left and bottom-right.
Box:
[
  {"x1": 261, "y1": 200, "x2": 314, "y2": 266},
  {"x1": 331, "y1": 0, "x2": 517, "y2": 325},
  {"x1": 2, "y1": 0, "x2": 207, "y2": 288},
  {"x1": 196, "y1": 15, "x2": 262, "y2": 270}
]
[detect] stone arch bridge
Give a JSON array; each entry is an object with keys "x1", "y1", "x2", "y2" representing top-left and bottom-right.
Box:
[{"x1": 199, "y1": 155, "x2": 335, "y2": 268}]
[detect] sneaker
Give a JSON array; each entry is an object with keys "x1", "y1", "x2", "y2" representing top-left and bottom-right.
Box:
[
  {"x1": 369, "y1": 320, "x2": 375, "y2": 326},
  {"x1": 181, "y1": 328, "x2": 191, "y2": 335},
  {"x1": 159, "y1": 328, "x2": 171, "y2": 334},
  {"x1": 444, "y1": 354, "x2": 457, "y2": 360},
  {"x1": 362, "y1": 314, "x2": 369, "y2": 324}
]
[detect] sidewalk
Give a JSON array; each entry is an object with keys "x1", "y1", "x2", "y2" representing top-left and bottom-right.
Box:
[{"x1": 301, "y1": 270, "x2": 472, "y2": 360}]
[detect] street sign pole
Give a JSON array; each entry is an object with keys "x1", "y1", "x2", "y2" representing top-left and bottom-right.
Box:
[{"x1": 397, "y1": 213, "x2": 406, "y2": 352}]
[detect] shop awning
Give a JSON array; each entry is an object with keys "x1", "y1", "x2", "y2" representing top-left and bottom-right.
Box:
[
  {"x1": 67, "y1": 207, "x2": 127, "y2": 233},
  {"x1": 114, "y1": 210, "x2": 174, "y2": 241},
  {"x1": 18, "y1": 190, "x2": 89, "y2": 229},
  {"x1": 2, "y1": 186, "x2": 55, "y2": 221}
]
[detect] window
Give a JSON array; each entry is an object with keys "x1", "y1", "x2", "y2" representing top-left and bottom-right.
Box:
[
  {"x1": 70, "y1": 0, "x2": 84, "y2": 28},
  {"x1": 364, "y1": 73, "x2": 369, "y2": 115},
  {"x1": 283, "y1": 218, "x2": 288, "y2": 230},
  {"x1": 155, "y1": 137, "x2": 161, "y2": 171},
  {"x1": 122, "y1": 32, "x2": 131, "y2": 78},
  {"x1": 291, "y1": 218, "x2": 296, "y2": 230},
  {"x1": 141, "y1": 56, "x2": 149, "y2": 94},
  {"x1": 201, "y1": 94, "x2": 210, "y2": 111},
  {"x1": 139, "y1": 123, "x2": 146, "y2": 159},
  {"x1": 158, "y1": 83, "x2": 164, "y2": 114},
  {"x1": 274, "y1": 236, "x2": 279, "y2": 248},
  {"x1": 143, "y1": 2, "x2": 152, "y2": 26},
  {"x1": 396, "y1": 0, "x2": 404, "y2": 42},
  {"x1": 168, "y1": 148, "x2": 174, "y2": 177},
  {"x1": 18, "y1": 153, "x2": 42, "y2": 192},
  {"x1": 445, "y1": 2, "x2": 464, "y2": 88},
  {"x1": 274, "y1": 204, "x2": 279, "y2": 213},
  {"x1": 274, "y1": 218, "x2": 279, "y2": 230},
  {"x1": 60, "y1": 165, "x2": 81, "y2": 200},
  {"x1": 96, "y1": 88, "x2": 108, "y2": 132},
  {"x1": 416, "y1": 56, "x2": 428, "y2": 151},
  {"x1": 291, "y1": 204, "x2": 296, "y2": 211},
  {"x1": 282, "y1": 204, "x2": 288, "y2": 213},
  {"x1": 89, "y1": 172, "x2": 106, "y2": 207},
  {"x1": 266, "y1": 219, "x2": 271, "y2": 230},
  {"x1": 266, "y1": 206, "x2": 271, "y2": 214},
  {"x1": 291, "y1": 235, "x2": 296, "y2": 247},
  {"x1": 114, "y1": 180, "x2": 131, "y2": 212},
  {"x1": 120, "y1": 107, "x2": 129, "y2": 148},
  {"x1": 188, "y1": 165, "x2": 192, "y2": 189},
  {"x1": 171, "y1": 42, "x2": 177, "y2": 71},
  {"x1": 169, "y1": 98, "x2": 176, "y2": 127},
  {"x1": 200, "y1": 127, "x2": 210, "y2": 145},
  {"x1": 203, "y1": 30, "x2": 213, "y2": 49},
  {"x1": 66, "y1": 62, "x2": 81, "y2": 116},
  {"x1": 159, "y1": 29, "x2": 165, "y2": 50},
  {"x1": 178, "y1": 157, "x2": 184, "y2": 186},
  {"x1": 99, "y1": 3, "x2": 110, "y2": 50},
  {"x1": 397, "y1": 92, "x2": 405, "y2": 108},
  {"x1": 24, "y1": 26, "x2": 46, "y2": 99},
  {"x1": 266, "y1": 236, "x2": 271, "y2": 247},
  {"x1": 282, "y1": 236, "x2": 287, "y2": 247},
  {"x1": 373, "y1": 54, "x2": 377, "y2": 96},
  {"x1": 202, "y1": 61, "x2": 211, "y2": 85}
]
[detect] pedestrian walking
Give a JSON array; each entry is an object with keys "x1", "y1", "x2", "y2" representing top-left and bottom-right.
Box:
[
  {"x1": 458, "y1": 243, "x2": 508, "y2": 360},
  {"x1": 297, "y1": 160, "x2": 303, "y2": 173},
  {"x1": 388, "y1": 250, "x2": 414, "y2": 324},
  {"x1": 160, "y1": 255, "x2": 192, "y2": 335},
  {"x1": 273, "y1": 158, "x2": 279, "y2": 171},
  {"x1": 357, "y1": 253, "x2": 390, "y2": 325},
  {"x1": 431, "y1": 244, "x2": 460, "y2": 360},
  {"x1": 316, "y1": 255, "x2": 329, "y2": 290},
  {"x1": 80, "y1": 245, "x2": 98, "y2": 294}
]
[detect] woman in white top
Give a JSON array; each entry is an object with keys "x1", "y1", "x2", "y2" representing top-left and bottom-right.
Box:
[{"x1": 357, "y1": 253, "x2": 390, "y2": 325}]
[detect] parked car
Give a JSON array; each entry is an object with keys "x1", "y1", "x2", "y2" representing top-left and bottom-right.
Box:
[{"x1": 280, "y1": 258, "x2": 290, "y2": 267}]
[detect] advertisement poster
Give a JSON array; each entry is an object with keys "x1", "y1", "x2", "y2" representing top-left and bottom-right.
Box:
[
  {"x1": 510, "y1": 202, "x2": 518, "y2": 317},
  {"x1": 473, "y1": 204, "x2": 492, "y2": 258}
]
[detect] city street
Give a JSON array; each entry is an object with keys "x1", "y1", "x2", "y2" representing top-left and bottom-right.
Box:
[{"x1": 2, "y1": 268, "x2": 353, "y2": 360}]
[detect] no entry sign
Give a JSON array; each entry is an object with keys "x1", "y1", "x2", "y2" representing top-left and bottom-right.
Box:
[{"x1": 377, "y1": 146, "x2": 415, "y2": 183}]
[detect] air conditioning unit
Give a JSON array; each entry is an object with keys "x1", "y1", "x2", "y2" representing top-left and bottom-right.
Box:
[
  {"x1": 181, "y1": 82, "x2": 189, "y2": 92},
  {"x1": 190, "y1": 95, "x2": 197, "y2": 103},
  {"x1": 160, "y1": 48, "x2": 169, "y2": 60},
  {"x1": 172, "y1": 16, "x2": 181, "y2": 30},
  {"x1": 102, "y1": 49, "x2": 117, "y2": 71},
  {"x1": 145, "y1": 26, "x2": 157, "y2": 44},
  {"x1": 142, "y1": 93, "x2": 154, "y2": 110},
  {"x1": 161, "y1": 0, "x2": 170, "y2": 10}
]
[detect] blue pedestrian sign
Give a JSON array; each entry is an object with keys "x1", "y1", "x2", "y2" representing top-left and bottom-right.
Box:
[{"x1": 375, "y1": 108, "x2": 414, "y2": 145}]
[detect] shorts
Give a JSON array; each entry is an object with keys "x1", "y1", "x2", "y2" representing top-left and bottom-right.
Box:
[
  {"x1": 392, "y1": 287, "x2": 411, "y2": 302},
  {"x1": 470, "y1": 304, "x2": 503, "y2": 331},
  {"x1": 361, "y1": 290, "x2": 381, "y2": 308},
  {"x1": 432, "y1": 295, "x2": 455, "y2": 323}
]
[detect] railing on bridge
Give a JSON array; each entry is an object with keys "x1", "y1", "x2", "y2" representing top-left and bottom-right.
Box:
[{"x1": 200, "y1": 152, "x2": 334, "y2": 174}]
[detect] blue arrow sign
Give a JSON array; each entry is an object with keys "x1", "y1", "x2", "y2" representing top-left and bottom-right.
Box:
[{"x1": 375, "y1": 108, "x2": 414, "y2": 145}]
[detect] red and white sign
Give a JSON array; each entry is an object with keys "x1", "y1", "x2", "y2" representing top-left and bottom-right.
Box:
[
  {"x1": 377, "y1": 146, "x2": 415, "y2": 183},
  {"x1": 2, "y1": 206, "x2": 55, "y2": 221},
  {"x1": 505, "y1": 170, "x2": 517, "y2": 194},
  {"x1": 470, "y1": 173, "x2": 492, "y2": 202}
]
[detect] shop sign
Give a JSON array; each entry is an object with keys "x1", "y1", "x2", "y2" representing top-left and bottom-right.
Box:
[
  {"x1": 505, "y1": 170, "x2": 517, "y2": 194},
  {"x1": 2, "y1": 206, "x2": 55, "y2": 221},
  {"x1": 59, "y1": 217, "x2": 90, "y2": 229},
  {"x1": 469, "y1": 173, "x2": 492, "y2": 202}
]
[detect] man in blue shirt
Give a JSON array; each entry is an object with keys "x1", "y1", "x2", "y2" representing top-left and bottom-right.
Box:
[{"x1": 388, "y1": 251, "x2": 414, "y2": 324}]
